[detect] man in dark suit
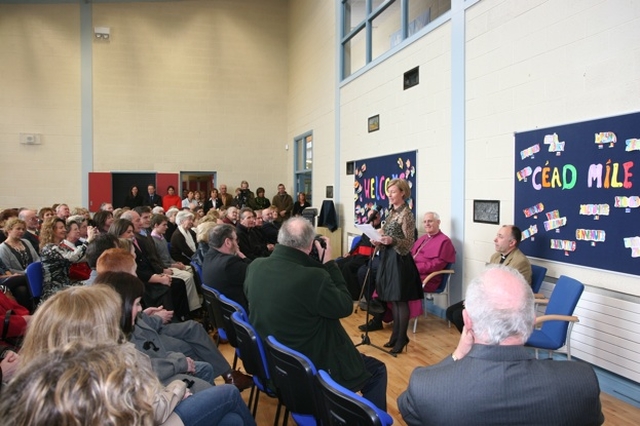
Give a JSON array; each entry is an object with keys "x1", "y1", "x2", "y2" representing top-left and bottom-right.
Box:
[
  {"x1": 202, "y1": 224, "x2": 251, "y2": 313},
  {"x1": 398, "y1": 265, "x2": 604, "y2": 426},
  {"x1": 145, "y1": 184, "x2": 162, "y2": 208}
]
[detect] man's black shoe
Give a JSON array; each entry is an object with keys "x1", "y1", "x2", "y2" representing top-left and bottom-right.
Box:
[
  {"x1": 359, "y1": 298, "x2": 385, "y2": 314},
  {"x1": 358, "y1": 319, "x2": 383, "y2": 332}
]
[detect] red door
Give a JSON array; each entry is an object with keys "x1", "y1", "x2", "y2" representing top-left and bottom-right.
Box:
[
  {"x1": 156, "y1": 173, "x2": 180, "y2": 196},
  {"x1": 88, "y1": 172, "x2": 112, "y2": 212}
]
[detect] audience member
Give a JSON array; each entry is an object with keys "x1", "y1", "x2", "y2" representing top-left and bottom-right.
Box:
[
  {"x1": 17, "y1": 285, "x2": 255, "y2": 426},
  {"x1": 55, "y1": 203, "x2": 70, "y2": 220},
  {"x1": 192, "y1": 220, "x2": 218, "y2": 269},
  {"x1": 150, "y1": 214, "x2": 201, "y2": 312},
  {"x1": 236, "y1": 208, "x2": 273, "y2": 260},
  {"x1": 260, "y1": 208, "x2": 279, "y2": 244},
  {"x1": 0, "y1": 346, "x2": 19, "y2": 387},
  {"x1": 96, "y1": 270, "x2": 252, "y2": 393},
  {"x1": 245, "y1": 217, "x2": 387, "y2": 410},
  {"x1": 202, "y1": 224, "x2": 251, "y2": 312},
  {"x1": 145, "y1": 184, "x2": 162, "y2": 208},
  {"x1": 110, "y1": 215, "x2": 190, "y2": 321},
  {"x1": 124, "y1": 185, "x2": 144, "y2": 208},
  {"x1": 100, "y1": 202, "x2": 114, "y2": 212},
  {"x1": 222, "y1": 206, "x2": 238, "y2": 225},
  {"x1": 0, "y1": 342, "x2": 159, "y2": 425},
  {"x1": 39, "y1": 217, "x2": 96, "y2": 302},
  {"x1": 0, "y1": 218, "x2": 40, "y2": 274},
  {"x1": 17, "y1": 208, "x2": 40, "y2": 254},
  {"x1": 204, "y1": 188, "x2": 223, "y2": 213},
  {"x1": 170, "y1": 211, "x2": 198, "y2": 265},
  {"x1": 398, "y1": 265, "x2": 604, "y2": 426},
  {"x1": 271, "y1": 183, "x2": 293, "y2": 223},
  {"x1": 292, "y1": 191, "x2": 311, "y2": 216},
  {"x1": 253, "y1": 187, "x2": 270, "y2": 210},
  {"x1": 446, "y1": 224, "x2": 531, "y2": 332},
  {"x1": 182, "y1": 191, "x2": 197, "y2": 210},
  {"x1": 83, "y1": 233, "x2": 120, "y2": 285},
  {"x1": 93, "y1": 210, "x2": 114, "y2": 234},
  {"x1": 165, "y1": 207, "x2": 180, "y2": 240},
  {"x1": 219, "y1": 184, "x2": 233, "y2": 207},
  {"x1": 162, "y1": 185, "x2": 182, "y2": 211},
  {"x1": 37, "y1": 206, "x2": 55, "y2": 223}
]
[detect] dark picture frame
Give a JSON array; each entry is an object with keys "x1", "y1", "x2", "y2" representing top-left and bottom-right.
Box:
[
  {"x1": 368, "y1": 115, "x2": 380, "y2": 133},
  {"x1": 473, "y1": 200, "x2": 500, "y2": 224}
]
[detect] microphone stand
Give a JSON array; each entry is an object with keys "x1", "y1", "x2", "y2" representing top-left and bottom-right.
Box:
[{"x1": 354, "y1": 247, "x2": 392, "y2": 356}]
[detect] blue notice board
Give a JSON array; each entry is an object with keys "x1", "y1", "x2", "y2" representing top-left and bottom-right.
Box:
[{"x1": 514, "y1": 112, "x2": 640, "y2": 275}]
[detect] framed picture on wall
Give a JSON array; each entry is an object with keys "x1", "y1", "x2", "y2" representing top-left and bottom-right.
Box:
[
  {"x1": 368, "y1": 115, "x2": 380, "y2": 133},
  {"x1": 473, "y1": 200, "x2": 500, "y2": 224}
]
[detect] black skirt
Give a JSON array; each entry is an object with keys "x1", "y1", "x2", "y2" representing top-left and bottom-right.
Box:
[{"x1": 375, "y1": 247, "x2": 423, "y2": 302}]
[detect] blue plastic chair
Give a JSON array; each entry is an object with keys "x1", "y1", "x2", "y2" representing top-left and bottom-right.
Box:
[
  {"x1": 316, "y1": 370, "x2": 393, "y2": 426},
  {"x1": 190, "y1": 260, "x2": 204, "y2": 283},
  {"x1": 231, "y1": 312, "x2": 281, "y2": 422},
  {"x1": 265, "y1": 336, "x2": 319, "y2": 426},
  {"x1": 25, "y1": 261, "x2": 44, "y2": 300},
  {"x1": 413, "y1": 263, "x2": 455, "y2": 332},
  {"x1": 525, "y1": 275, "x2": 583, "y2": 360},
  {"x1": 530, "y1": 264, "x2": 548, "y2": 294}
]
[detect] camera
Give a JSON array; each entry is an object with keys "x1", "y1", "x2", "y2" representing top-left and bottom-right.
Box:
[{"x1": 309, "y1": 235, "x2": 327, "y2": 263}]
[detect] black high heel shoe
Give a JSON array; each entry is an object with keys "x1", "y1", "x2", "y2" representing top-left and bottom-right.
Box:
[
  {"x1": 389, "y1": 337, "x2": 409, "y2": 354},
  {"x1": 383, "y1": 338, "x2": 397, "y2": 348}
]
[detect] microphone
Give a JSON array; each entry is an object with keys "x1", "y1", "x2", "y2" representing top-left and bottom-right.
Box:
[{"x1": 366, "y1": 206, "x2": 382, "y2": 224}]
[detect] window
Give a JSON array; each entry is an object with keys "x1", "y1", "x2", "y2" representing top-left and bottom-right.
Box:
[
  {"x1": 340, "y1": 0, "x2": 451, "y2": 79},
  {"x1": 294, "y1": 132, "x2": 313, "y2": 205}
]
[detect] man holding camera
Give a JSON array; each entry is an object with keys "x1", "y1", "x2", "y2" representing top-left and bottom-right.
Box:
[{"x1": 244, "y1": 217, "x2": 388, "y2": 411}]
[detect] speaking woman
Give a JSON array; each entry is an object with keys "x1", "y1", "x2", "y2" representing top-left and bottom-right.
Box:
[{"x1": 373, "y1": 178, "x2": 422, "y2": 355}]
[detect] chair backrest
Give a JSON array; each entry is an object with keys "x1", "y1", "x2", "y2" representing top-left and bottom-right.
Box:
[
  {"x1": 426, "y1": 263, "x2": 454, "y2": 295},
  {"x1": 190, "y1": 260, "x2": 204, "y2": 283},
  {"x1": 530, "y1": 264, "x2": 547, "y2": 293},
  {"x1": 218, "y1": 293, "x2": 248, "y2": 345},
  {"x1": 316, "y1": 370, "x2": 393, "y2": 426},
  {"x1": 265, "y1": 335, "x2": 319, "y2": 418},
  {"x1": 201, "y1": 285, "x2": 228, "y2": 340},
  {"x1": 350, "y1": 235, "x2": 362, "y2": 252},
  {"x1": 25, "y1": 261, "x2": 43, "y2": 299},
  {"x1": 540, "y1": 275, "x2": 584, "y2": 345},
  {"x1": 230, "y1": 311, "x2": 271, "y2": 390}
]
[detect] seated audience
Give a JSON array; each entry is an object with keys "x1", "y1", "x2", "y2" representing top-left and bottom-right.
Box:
[
  {"x1": 39, "y1": 217, "x2": 96, "y2": 302},
  {"x1": 37, "y1": 206, "x2": 55, "y2": 223},
  {"x1": 0, "y1": 289, "x2": 30, "y2": 340},
  {"x1": 0, "y1": 342, "x2": 160, "y2": 425},
  {"x1": 446, "y1": 224, "x2": 531, "y2": 332},
  {"x1": 0, "y1": 209, "x2": 19, "y2": 244},
  {"x1": 259, "y1": 208, "x2": 279, "y2": 245},
  {"x1": 398, "y1": 265, "x2": 604, "y2": 425},
  {"x1": 96, "y1": 270, "x2": 252, "y2": 392},
  {"x1": 165, "y1": 207, "x2": 179, "y2": 240},
  {"x1": 99, "y1": 202, "x2": 114, "y2": 212},
  {"x1": 222, "y1": 206, "x2": 238, "y2": 225},
  {"x1": 170, "y1": 211, "x2": 198, "y2": 265},
  {"x1": 55, "y1": 203, "x2": 70, "y2": 220},
  {"x1": 93, "y1": 210, "x2": 114, "y2": 234},
  {"x1": 150, "y1": 214, "x2": 201, "y2": 312},
  {"x1": 0, "y1": 218, "x2": 39, "y2": 308},
  {"x1": 15, "y1": 285, "x2": 255, "y2": 426},
  {"x1": 110, "y1": 217, "x2": 189, "y2": 321},
  {"x1": 236, "y1": 208, "x2": 273, "y2": 260},
  {"x1": 17, "y1": 208, "x2": 41, "y2": 255},
  {"x1": 192, "y1": 220, "x2": 219, "y2": 269},
  {"x1": 82, "y1": 233, "x2": 120, "y2": 285},
  {"x1": 202, "y1": 224, "x2": 251, "y2": 312}
]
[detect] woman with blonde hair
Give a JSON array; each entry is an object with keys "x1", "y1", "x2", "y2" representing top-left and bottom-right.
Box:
[
  {"x1": 18, "y1": 285, "x2": 255, "y2": 426},
  {"x1": 0, "y1": 342, "x2": 158, "y2": 426},
  {"x1": 372, "y1": 178, "x2": 422, "y2": 355}
]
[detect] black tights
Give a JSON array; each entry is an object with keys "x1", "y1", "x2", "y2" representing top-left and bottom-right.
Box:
[{"x1": 390, "y1": 301, "x2": 409, "y2": 344}]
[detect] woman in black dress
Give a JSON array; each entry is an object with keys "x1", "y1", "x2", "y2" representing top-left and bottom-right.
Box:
[
  {"x1": 373, "y1": 178, "x2": 422, "y2": 354},
  {"x1": 123, "y1": 185, "x2": 144, "y2": 208}
]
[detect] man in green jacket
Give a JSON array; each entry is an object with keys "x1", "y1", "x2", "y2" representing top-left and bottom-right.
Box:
[{"x1": 244, "y1": 217, "x2": 388, "y2": 410}]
